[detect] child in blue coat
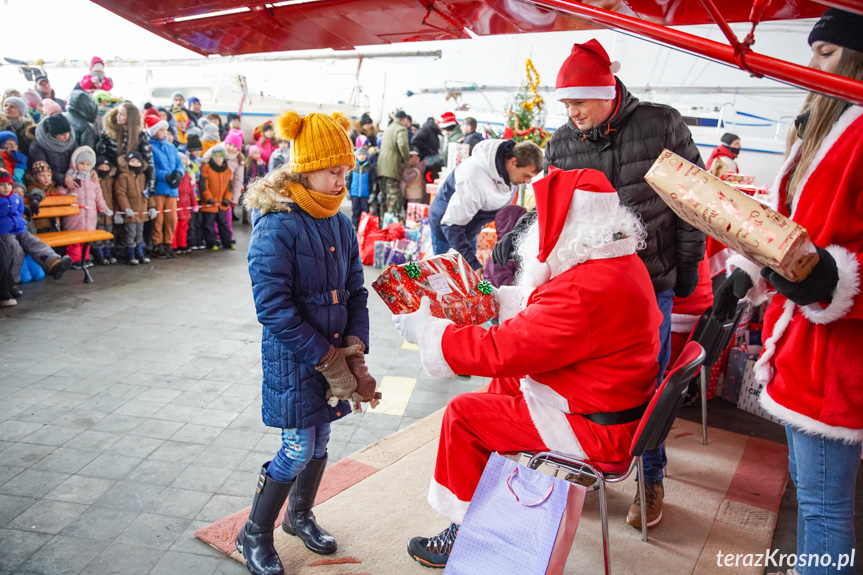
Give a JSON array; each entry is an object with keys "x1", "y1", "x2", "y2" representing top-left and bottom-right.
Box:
[
  {"x1": 0, "y1": 169, "x2": 72, "y2": 299},
  {"x1": 145, "y1": 115, "x2": 184, "y2": 259},
  {"x1": 239, "y1": 111, "x2": 381, "y2": 575},
  {"x1": 345, "y1": 147, "x2": 377, "y2": 229}
]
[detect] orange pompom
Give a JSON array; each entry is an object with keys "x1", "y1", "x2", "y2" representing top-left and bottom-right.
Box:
[
  {"x1": 276, "y1": 111, "x2": 302, "y2": 141},
  {"x1": 331, "y1": 112, "x2": 351, "y2": 133}
]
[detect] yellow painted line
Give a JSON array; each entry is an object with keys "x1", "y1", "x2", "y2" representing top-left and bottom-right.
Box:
[
  {"x1": 372, "y1": 375, "x2": 417, "y2": 417},
  {"x1": 400, "y1": 341, "x2": 419, "y2": 351}
]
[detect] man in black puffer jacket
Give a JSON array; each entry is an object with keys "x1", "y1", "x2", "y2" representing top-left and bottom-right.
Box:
[{"x1": 494, "y1": 39, "x2": 706, "y2": 531}]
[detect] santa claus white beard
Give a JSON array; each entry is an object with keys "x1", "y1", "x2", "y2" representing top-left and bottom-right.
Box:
[{"x1": 514, "y1": 206, "x2": 646, "y2": 289}]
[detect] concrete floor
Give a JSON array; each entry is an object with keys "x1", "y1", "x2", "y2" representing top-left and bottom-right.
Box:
[
  {"x1": 0, "y1": 223, "x2": 486, "y2": 575},
  {"x1": 0, "y1": 219, "x2": 859, "y2": 575}
]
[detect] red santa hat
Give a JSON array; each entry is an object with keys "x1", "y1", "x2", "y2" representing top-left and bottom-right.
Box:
[
  {"x1": 555, "y1": 39, "x2": 620, "y2": 101},
  {"x1": 439, "y1": 111, "x2": 458, "y2": 129},
  {"x1": 144, "y1": 114, "x2": 168, "y2": 137},
  {"x1": 532, "y1": 166, "x2": 620, "y2": 262}
]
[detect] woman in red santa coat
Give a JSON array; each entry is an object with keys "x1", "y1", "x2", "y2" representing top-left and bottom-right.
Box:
[
  {"x1": 392, "y1": 167, "x2": 662, "y2": 569},
  {"x1": 715, "y1": 9, "x2": 863, "y2": 574}
]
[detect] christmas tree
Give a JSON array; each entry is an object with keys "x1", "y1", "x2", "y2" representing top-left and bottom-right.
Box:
[{"x1": 487, "y1": 59, "x2": 552, "y2": 147}]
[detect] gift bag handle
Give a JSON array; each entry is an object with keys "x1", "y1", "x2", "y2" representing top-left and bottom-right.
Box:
[{"x1": 507, "y1": 467, "x2": 554, "y2": 507}]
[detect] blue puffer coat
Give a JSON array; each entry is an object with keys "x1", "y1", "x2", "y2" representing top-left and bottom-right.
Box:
[
  {"x1": 246, "y1": 185, "x2": 370, "y2": 429},
  {"x1": 150, "y1": 137, "x2": 183, "y2": 197},
  {"x1": 0, "y1": 193, "x2": 27, "y2": 235}
]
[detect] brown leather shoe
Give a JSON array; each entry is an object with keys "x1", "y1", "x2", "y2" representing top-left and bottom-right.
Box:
[{"x1": 626, "y1": 481, "x2": 664, "y2": 529}]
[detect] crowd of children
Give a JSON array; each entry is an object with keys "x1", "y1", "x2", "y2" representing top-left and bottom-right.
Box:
[{"x1": 0, "y1": 65, "x2": 313, "y2": 306}]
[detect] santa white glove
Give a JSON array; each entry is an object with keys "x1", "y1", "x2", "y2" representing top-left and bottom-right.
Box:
[{"x1": 392, "y1": 296, "x2": 433, "y2": 344}]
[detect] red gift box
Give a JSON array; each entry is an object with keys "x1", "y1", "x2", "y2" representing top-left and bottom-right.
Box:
[{"x1": 372, "y1": 251, "x2": 499, "y2": 326}]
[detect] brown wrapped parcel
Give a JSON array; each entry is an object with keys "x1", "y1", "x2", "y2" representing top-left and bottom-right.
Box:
[{"x1": 644, "y1": 150, "x2": 818, "y2": 281}]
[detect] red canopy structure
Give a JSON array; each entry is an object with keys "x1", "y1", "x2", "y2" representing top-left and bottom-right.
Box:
[{"x1": 90, "y1": 0, "x2": 863, "y2": 103}]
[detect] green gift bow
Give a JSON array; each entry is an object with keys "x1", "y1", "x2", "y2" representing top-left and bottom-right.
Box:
[
  {"x1": 477, "y1": 280, "x2": 493, "y2": 295},
  {"x1": 404, "y1": 262, "x2": 421, "y2": 279}
]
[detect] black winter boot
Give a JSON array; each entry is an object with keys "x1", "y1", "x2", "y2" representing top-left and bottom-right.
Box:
[
  {"x1": 126, "y1": 247, "x2": 139, "y2": 265},
  {"x1": 281, "y1": 457, "x2": 336, "y2": 554},
  {"x1": 153, "y1": 243, "x2": 168, "y2": 259},
  {"x1": 236, "y1": 463, "x2": 293, "y2": 575},
  {"x1": 136, "y1": 244, "x2": 150, "y2": 264}
]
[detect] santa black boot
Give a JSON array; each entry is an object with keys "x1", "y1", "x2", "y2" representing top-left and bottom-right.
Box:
[
  {"x1": 236, "y1": 462, "x2": 293, "y2": 575},
  {"x1": 281, "y1": 457, "x2": 337, "y2": 554}
]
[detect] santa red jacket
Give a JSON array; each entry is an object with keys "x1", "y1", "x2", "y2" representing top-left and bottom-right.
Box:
[
  {"x1": 728, "y1": 105, "x2": 863, "y2": 443},
  {"x1": 418, "y1": 236, "x2": 662, "y2": 465}
]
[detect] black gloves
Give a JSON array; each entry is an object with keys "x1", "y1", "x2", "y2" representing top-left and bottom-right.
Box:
[
  {"x1": 761, "y1": 246, "x2": 838, "y2": 307},
  {"x1": 165, "y1": 170, "x2": 184, "y2": 187},
  {"x1": 221, "y1": 199, "x2": 231, "y2": 207},
  {"x1": 207, "y1": 198, "x2": 216, "y2": 206},
  {"x1": 29, "y1": 198, "x2": 40, "y2": 217},
  {"x1": 714, "y1": 268, "x2": 753, "y2": 321},
  {"x1": 674, "y1": 262, "x2": 700, "y2": 298},
  {"x1": 492, "y1": 210, "x2": 537, "y2": 266}
]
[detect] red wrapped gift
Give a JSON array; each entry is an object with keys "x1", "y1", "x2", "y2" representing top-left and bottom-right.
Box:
[{"x1": 372, "y1": 251, "x2": 499, "y2": 326}]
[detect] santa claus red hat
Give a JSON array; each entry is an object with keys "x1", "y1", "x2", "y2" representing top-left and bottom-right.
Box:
[
  {"x1": 144, "y1": 114, "x2": 168, "y2": 137},
  {"x1": 439, "y1": 111, "x2": 458, "y2": 129},
  {"x1": 532, "y1": 166, "x2": 620, "y2": 262},
  {"x1": 555, "y1": 39, "x2": 620, "y2": 101}
]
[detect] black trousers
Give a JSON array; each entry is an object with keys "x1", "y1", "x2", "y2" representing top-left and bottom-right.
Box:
[{"x1": 202, "y1": 210, "x2": 232, "y2": 248}]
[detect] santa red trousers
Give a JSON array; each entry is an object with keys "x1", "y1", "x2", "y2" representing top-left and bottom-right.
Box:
[{"x1": 429, "y1": 377, "x2": 550, "y2": 525}]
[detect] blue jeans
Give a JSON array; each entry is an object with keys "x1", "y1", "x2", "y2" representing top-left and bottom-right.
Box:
[
  {"x1": 786, "y1": 425, "x2": 860, "y2": 575},
  {"x1": 267, "y1": 424, "x2": 331, "y2": 482},
  {"x1": 642, "y1": 289, "x2": 674, "y2": 483},
  {"x1": 431, "y1": 230, "x2": 476, "y2": 257}
]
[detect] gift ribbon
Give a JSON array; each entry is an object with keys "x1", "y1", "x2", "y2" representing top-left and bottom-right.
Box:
[
  {"x1": 506, "y1": 467, "x2": 554, "y2": 507},
  {"x1": 404, "y1": 262, "x2": 421, "y2": 279},
  {"x1": 476, "y1": 280, "x2": 493, "y2": 295}
]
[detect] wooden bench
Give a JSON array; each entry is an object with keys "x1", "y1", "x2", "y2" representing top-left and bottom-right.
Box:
[
  {"x1": 37, "y1": 230, "x2": 115, "y2": 284},
  {"x1": 30, "y1": 195, "x2": 78, "y2": 219}
]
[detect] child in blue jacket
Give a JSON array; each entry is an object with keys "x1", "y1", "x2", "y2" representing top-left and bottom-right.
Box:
[
  {"x1": 0, "y1": 169, "x2": 72, "y2": 299},
  {"x1": 345, "y1": 147, "x2": 377, "y2": 229},
  {"x1": 239, "y1": 111, "x2": 381, "y2": 575},
  {"x1": 144, "y1": 115, "x2": 184, "y2": 259}
]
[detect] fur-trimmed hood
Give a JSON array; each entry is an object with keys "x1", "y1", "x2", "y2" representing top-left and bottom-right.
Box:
[
  {"x1": 243, "y1": 178, "x2": 295, "y2": 216},
  {"x1": 101, "y1": 106, "x2": 145, "y2": 141}
]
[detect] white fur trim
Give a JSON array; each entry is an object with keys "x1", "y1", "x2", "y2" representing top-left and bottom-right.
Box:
[
  {"x1": 555, "y1": 85, "x2": 616, "y2": 101},
  {"x1": 609, "y1": 61, "x2": 621, "y2": 74},
  {"x1": 671, "y1": 313, "x2": 698, "y2": 334},
  {"x1": 708, "y1": 246, "x2": 733, "y2": 278},
  {"x1": 800, "y1": 245, "x2": 860, "y2": 325},
  {"x1": 759, "y1": 389, "x2": 863, "y2": 444},
  {"x1": 418, "y1": 317, "x2": 457, "y2": 378},
  {"x1": 520, "y1": 377, "x2": 586, "y2": 458},
  {"x1": 497, "y1": 285, "x2": 530, "y2": 322},
  {"x1": 726, "y1": 253, "x2": 773, "y2": 306},
  {"x1": 427, "y1": 478, "x2": 471, "y2": 525},
  {"x1": 584, "y1": 236, "x2": 637, "y2": 262},
  {"x1": 769, "y1": 106, "x2": 863, "y2": 215},
  {"x1": 567, "y1": 190, "x2": 619, "y2": 224},
  {"x1": 753, "y1": 298, "x2": 795, "y2": 384}
]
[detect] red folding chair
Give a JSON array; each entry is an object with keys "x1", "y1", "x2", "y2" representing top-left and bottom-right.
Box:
[
  {"x1": 688, "y1": 302, "x2": 748, "y2": 445},
  {"x1": 522, "y1": 341, "x2": 706, "y2": 575}
]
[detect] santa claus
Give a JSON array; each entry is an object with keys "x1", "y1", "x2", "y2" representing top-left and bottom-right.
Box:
[{"x1": 392, "y1": 167, "x2": 662, "y2": 568}]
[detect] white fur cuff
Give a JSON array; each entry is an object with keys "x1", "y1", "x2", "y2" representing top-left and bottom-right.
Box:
[
  {"x1": 800, "y1": 245, "x2": 860, "y2": 325},
  {"x1": 726, "y1": 254, "x2": 772, "y2": 305},
  {"x1": 428, "y1": 478, "x2": 471, "y2": 525},
  {"x1": 418, "y1": 317, "x2": 457, "y2": 378}
]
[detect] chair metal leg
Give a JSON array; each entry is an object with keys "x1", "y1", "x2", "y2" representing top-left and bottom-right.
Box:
[
  {"x1": 636, "y1": 457, "x2": 648, "y2": 543},
  {"x1": 700, "y1": 366, "x2": 708, "y2": 445},
  {"x1": 597, "y1": 478, "x2": 612, "y2": 575}
]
